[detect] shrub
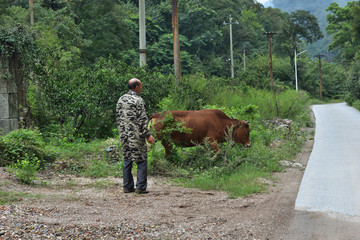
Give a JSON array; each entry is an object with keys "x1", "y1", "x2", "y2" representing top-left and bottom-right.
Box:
[
  {"x1": 209, "y1": 87, "x2": 311, "y2": 125},
  {"x1": 8, "y1": 155, "x2": 40, "y2": 184},
  {"x1": 0, "y1": 129, "x2": 55, "y2": 167},
  {"x1": 345, "y1": 92, "x2": 356, "y2": 106},
  {"x1": 158, "y1": 74, "x2": 223, "y2": 111},
  {"x1": 32, "y1": 57, "x2": 173, "y2": 139},
  {"x1": 148, "y1": 143, "x2": 178, "y2": 176},
  {"x1": 352, "y1": 99, "x2": 360, "y2": 111}
]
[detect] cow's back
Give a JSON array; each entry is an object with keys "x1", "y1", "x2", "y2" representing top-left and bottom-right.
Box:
[
  {"x1": 157, "y1": 109, "x2": 233, "y2": 146},
  {"x1": 172, "y1": 109, "x2": 231, "y2": 132}
]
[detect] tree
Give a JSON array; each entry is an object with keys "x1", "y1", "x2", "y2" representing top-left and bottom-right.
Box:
[
  {"x1": 147, "y1": 33, "x2": 194, "y2": 75},
  {"x1": 352, "y1": 2, "x2": 360, "y2": 47},
  {"x1": 33, "y1": 57, "x2": 173, "y2": 138},
  {"x1": 41, "y1": 0, "x2": 67, "y2": 11},
  {"x1": 326, "y1": 2, "x2": 357, "y2": 61},
  {"x1": 76, "y1": 1, "x2": 136, "y2": 64},
  {"x1": 347, "y1": 61, "x2": 360, "y2": 100},
  {"x1": 0, "y1": 0, "x2": 10, "y2": 15},
  {"x1": 180, "y1": 6, "x2": 222, "y2": 60},
  {"x1": 33, "y1": 5, "x2": 85, "y2": 68},
  {"x1": 275, "y1": 10, "x2": 323, "y2": 66}
]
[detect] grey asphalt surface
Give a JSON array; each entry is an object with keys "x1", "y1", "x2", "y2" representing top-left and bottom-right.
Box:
[
  {"x1": 296, "y1": 103, "x2": 360, "y2": 216},
  {"x1": 278, "y1": 103, "x2": 360, "y2": 239}
]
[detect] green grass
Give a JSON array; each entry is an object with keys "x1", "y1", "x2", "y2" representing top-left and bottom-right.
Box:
[
  {"x1": 81, "y1": 160, "x2": 121, "y2": 178},
  {"x1": 48, "y1": 139, "x2": 113, "y2": 161},
  {"x1": 176, "y1": 164, "x2": 272, "y2": 199},
  {"x1": 88, "y1": 179, "x2": 116, "y2": 189},
  {"x1": 210, "y1": 88, "x2": 311, "y2": 124},
  {"x1": 152, "y1": 116, "x2": 307, "y2": 198},
  {"x1": 64, "y1": 179, "x2": 78, "y2": 189},
  {"x1": 48, "y1": 137, "x2": 123, "y2": 177},
  {"x1": 0, "y1": 190, "x2": 39, "y2": 205}
]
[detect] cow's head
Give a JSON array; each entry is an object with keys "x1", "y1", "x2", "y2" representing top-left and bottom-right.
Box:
[{"x1": 234, "y1": 120, "x2": 251, "y2": 147}]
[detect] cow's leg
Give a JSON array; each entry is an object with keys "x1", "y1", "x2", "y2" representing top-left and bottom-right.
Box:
[{"x1": 161, "y1": 141, "x2": 173, "y2": 158}]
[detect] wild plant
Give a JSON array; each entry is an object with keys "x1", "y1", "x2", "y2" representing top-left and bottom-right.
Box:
[{"x1": 8, "y1": 154, "x2": 40, "y2": 184}]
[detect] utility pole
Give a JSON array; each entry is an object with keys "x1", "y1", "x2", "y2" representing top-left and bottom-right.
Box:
[
  {"x1": 171, "y1": 0, "x2": 181, "y2": 83},
  {"x1": 263, "y1": 32, "x2": 278, "y2": 115},
  {"x1": 315, "y1": 54, "x2": 325, "y2": 99},
  {"x1": 139, "y1": 0, "x2": 146, "y2": 67},
  {"x1": 29, "y1": 0, "x2": 34, "y2": 25},
  {"x1": 224, "y1": 15, "x2": 238, "y2": 78},
  {"x1": 263, "y1": 32, "x2": 277, "y2": 89},
  {"x1": 294, "y1": 49, "x2": 307, "y2": 92}
]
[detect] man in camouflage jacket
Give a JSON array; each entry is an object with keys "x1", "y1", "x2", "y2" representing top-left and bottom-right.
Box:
[{"x1": 116, "y1": 78, "x2": 155, "y2": 194}]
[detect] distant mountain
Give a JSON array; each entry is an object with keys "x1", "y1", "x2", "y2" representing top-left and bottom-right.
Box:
[
  {"x1": 271, "y1": 0, "x2": 353, "y2": 56},
  {"x1": 272, "y1": 0, "x2": 351, "y2": 29}
]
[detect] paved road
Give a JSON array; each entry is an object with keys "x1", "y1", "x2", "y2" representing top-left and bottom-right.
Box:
[
  {"x1": 280, "y1": 103, "x2": 360, "y2": 239},
  {"x1": 296, "y1": 103, "x2": 360, "y2": 216}
]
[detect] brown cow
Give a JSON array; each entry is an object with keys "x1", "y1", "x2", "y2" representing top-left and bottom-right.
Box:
[{"x1": 149, "y1": 109, "x2": 251, "y2": 157}]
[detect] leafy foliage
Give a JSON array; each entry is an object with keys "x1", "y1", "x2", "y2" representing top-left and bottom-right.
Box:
[
  {"x1": 274, "y1": 10, "x2": 323, "y2": 65},
  {"x1": 32, "y1": 57, "x2": 172, "y2": 138},
  {"x1": 326, "y1": 2, "x2": 359, "y2": 61},
  {"x1": 0, "y1": 129, "x2": 55, "y2": 167},
  {"x1": 347, "y1": 61, "x2": 360, "y2": 100},
  {"x1": 76, "y1": 1, "x2": 136, "y2": 64},
  {"x1": 150, "y1": 112, "x2": 192, "y2": 146},
  {"x1": 0, "y1": 7, "x2": 35, "y2": 56},
  {"x1": 8, "y1": 157, "x2": 40, "y2": 184},
  {"x1": 208, "y1": 86, "x2": 311, "y2": 123}
]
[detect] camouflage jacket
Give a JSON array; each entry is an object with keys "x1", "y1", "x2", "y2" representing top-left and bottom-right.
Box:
[{"x1": 116, "y1": 91, "x2": 150, "y2": 162}]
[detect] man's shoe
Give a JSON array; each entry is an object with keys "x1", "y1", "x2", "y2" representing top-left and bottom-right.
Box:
[
  {"x1": 124, "y1": 188, "x2": 135, "y2": 193},
  {"x1": 135, "y1": 189, "x2": 149, "y2": 194}
]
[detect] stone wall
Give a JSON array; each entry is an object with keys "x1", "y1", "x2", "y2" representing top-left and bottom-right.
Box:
[{"x1": 0, "y1": 66, "x2": 19, "y2": 135}]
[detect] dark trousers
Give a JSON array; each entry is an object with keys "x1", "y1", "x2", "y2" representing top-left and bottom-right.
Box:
[{"x1": 123, "y1": 159, "x2": 148, "y2": 190}]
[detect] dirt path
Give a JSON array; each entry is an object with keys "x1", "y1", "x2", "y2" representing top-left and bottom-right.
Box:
[{"x1": 0, "y1": 136, "x2": 313, "y2": 239}]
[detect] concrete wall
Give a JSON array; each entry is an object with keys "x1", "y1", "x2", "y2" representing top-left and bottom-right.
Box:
[{"x1": 0, "y1": 72, "x2": 18, "y2": 135}]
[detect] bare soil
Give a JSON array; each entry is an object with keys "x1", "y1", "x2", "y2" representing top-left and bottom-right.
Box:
[{"x1": 0, "y1": 135, "x2": 313, "y2": 239}]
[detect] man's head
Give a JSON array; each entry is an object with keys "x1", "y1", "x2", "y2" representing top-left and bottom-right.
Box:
[{"x1": 128, "y1": 78, "x2": 142, "y2": 95}]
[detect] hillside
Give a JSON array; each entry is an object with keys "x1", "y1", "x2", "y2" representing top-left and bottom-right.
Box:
[{"x1": 271, "y1": 0, "x2": 353, "y2": 56}]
